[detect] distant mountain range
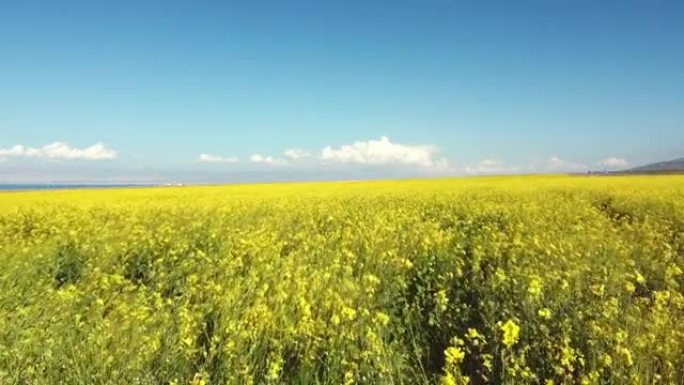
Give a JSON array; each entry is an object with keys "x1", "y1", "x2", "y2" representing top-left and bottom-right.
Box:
[{"x1": 622, "y1": 157, "x2": 684, "y2": 174}]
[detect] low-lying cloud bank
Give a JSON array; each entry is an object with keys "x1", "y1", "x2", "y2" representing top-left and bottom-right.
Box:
[
  {"x1": 198, "y1": 154, "x2": 238, "y2": 163},
  {"x1": 0, "y1": 142, "x2": 117, "y2": 161},
  {"x1": 250, "y1": 154, "x2": 286, "y2": 166},
  {"x1": 199, "y1": 136, "x2": 453, "y2": 172},
  {"x1": 0, "y1": 137, "x2": 637, "y2": 184},
  {"x1": 196, "y1": 137, "x2": 631, "y2": 177},
  {"x1": 546, "y1": 156, "x2": 588, "y2": 172},
  {"x1": 599, "y1": 157, "x2": 629, "y2": 168}
]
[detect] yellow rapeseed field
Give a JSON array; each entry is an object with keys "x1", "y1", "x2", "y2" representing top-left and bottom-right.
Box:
[{"x1": 1, "y1": 175, "x2": 683, "y2": 384}]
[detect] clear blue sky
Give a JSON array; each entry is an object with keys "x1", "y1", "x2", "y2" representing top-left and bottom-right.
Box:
[{"x1": 1, "y1": 0, "x2": 682, "y2": 183}]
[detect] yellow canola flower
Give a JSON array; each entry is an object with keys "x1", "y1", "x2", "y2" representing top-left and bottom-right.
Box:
[
  {"x1": 618, "y1": 347, "x2": 634, "y2": 367},
  {"x1": 341, "y1": 307, "x2": 357, "y2": 321},
  {"x1": 344, "y1": 370, "x2": 355, "y2": 385},
  {"x1": 442, "y1": 372, "x2": 457, "y2": 385},
  {"x1": 266, "y1": 356, "x2": 283, "y2": 382},
  {"x1": 435, "y1": 289, "x2": 449, "y2": 312},
  {"x1": 444, "y1": 346, "x2": 465, "y2": 366},
  {"x1": 500, "y1": 320, "x2": 520, "y2": 348},
  {"x1": 374, "y1": 312, "x2": 390, "y2": 327},
  {"x1": 600, "y1": 353, "x2": 612, "y2": 367},
  {"x1": 537, "y1": 308, "x2": 552, "y2": 319},
  {"x1": 624, "y1": 281, "x2": 636, "y2": 293},
  {"x1": 528, "y1": 277, "x2": 543, "y2": 298},
  {"x1": 635, "y1": 271, "x2": 646, "y2": 284},
  {"x1": 466, "y1": 328, "x2": 481, "y2": 340}
]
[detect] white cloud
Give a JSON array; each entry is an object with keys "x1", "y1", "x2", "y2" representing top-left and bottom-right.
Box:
[
  {"x1": 599, "y1": 157, "x2": 628, "y2": 168},
  {"x1": 546, "y1": 156, "x2": 587, "y2": 172},
  {"x1": 196, "y1": 136, "x2": 456, "y2": 172},
  {"x1": 250, "y1": 154, "x2": 286, "y2": 166},
  {"x1": 479, "y1": 159, "x2": 499, "y2": 167},
  {"x1": 320, "y1": 136, "x2": 445, "y2": 167},
  {"x1": 198, "y1": 154, "x2": 238, "y2": 163},
  {"x1": 0, "y1": 142, "x2": 117, "y2": 160},
  {"x1": 232, "y1": 136, "x2": 454, "y2": 173},
  {"x1": 283, "y1": 148, "x2": 311, "y2": 160},
  {"x1": 464, "y1": 159, "x2": 507, "y2": 174},
  {"x1": 462, "y1": 159, "x2": 532, "y2": 175}
]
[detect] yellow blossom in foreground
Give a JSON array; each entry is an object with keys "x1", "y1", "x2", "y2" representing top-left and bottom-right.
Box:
[
  {"x1": 501, "y1": 320, "x2": 520, "y2": 348},
  {"x1": 445, "y1": 346, "x2": 465, "y2": 366}
]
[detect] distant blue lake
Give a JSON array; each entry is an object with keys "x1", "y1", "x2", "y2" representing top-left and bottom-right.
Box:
[{"x1": 0, "y1": 184, "x2": 152, "y2": 191}]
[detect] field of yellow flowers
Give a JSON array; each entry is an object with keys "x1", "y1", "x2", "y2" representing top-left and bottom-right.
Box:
[{"x1": 1, "y1": 175, "x2": 683, "y2": 385}]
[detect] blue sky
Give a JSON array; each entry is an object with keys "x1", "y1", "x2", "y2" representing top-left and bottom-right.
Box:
[{"x1": 1, "y1": 0, "x2": 682, "y2": 183}]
